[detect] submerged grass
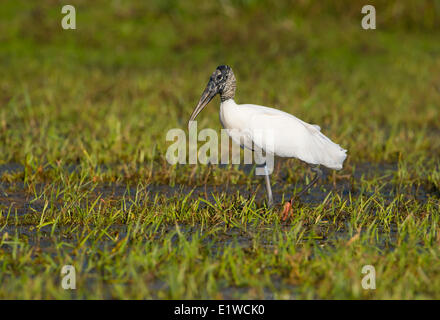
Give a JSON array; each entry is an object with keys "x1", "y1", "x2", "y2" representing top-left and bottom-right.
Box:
[{"x1": 0, "y1": 0, "x2": 439, "y2": 299}]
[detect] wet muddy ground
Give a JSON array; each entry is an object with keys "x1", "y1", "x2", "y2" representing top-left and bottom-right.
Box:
[
  {"x1": 0, "y1": 161, "x2": 435, "y2": 247},
  {"x1": 0, "y1": 161, "x2": 438, "y2": 299},
  {"x1": 0, "y1": 161, "x2": 435, "y2": 217}
]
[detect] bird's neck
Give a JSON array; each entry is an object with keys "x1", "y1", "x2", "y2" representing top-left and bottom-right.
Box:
[
  {"x1": 220, "y1": 72, "x2": 236, "y2": 102},
  {"x1": 220, "y1": 90, "x2": 235, "y2": 102},
  {"x1": 220, "y1": 98, "x2": 237, "y2": 108}
]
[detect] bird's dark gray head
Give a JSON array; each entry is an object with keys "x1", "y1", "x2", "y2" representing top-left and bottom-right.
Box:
[
  {"x1": 189, "y1": 65, "x2": 236, "y2": 126},
  {"x1": 210, "y1": 65, "x2": 236, "y2": 100}
]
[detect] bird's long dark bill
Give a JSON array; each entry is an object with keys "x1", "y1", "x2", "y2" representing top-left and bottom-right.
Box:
[{"x1": 188, "y1": 83, "x2": 216, "y2": 126}]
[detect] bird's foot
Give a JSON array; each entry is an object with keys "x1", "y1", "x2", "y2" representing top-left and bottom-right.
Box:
[{"x1": 281, "y1": 200, "x2": 293, "y2": 221}]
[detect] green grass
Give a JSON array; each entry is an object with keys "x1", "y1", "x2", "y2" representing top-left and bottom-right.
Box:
[{"x1": 0, "y1": 0, "x2": 439, "y2": 299}]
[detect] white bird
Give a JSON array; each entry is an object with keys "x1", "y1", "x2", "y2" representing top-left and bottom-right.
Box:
[{"x1": 189, "y1": 65, "x2": 347, "y2": 216}]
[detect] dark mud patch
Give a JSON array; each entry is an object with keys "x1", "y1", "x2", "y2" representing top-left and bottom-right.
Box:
[
  {"x1": 0, "y1": 181, "x2": 433, "y2": 218},
  {"x1": 0, "y1": 160, "x2": 437, "y2": 217}
]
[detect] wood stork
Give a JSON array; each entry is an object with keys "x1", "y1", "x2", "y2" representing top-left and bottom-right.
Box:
[{"x1": 189, "y1": 65, "x2": 347, "y2": 216}]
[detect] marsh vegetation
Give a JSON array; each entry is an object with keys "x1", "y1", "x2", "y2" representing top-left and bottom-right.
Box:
[{"x1": 0, "y1": 0, "x2": 439, "y2": 299}]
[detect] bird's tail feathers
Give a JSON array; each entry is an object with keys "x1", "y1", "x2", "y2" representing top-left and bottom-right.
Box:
[{"x1": 311, "y1": 131, "x2": 347, "y2": 170}]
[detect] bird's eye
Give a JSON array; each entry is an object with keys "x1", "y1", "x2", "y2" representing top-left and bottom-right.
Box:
[{"x1": 216, "y1": 75, "x2": 222, "y2": 81}]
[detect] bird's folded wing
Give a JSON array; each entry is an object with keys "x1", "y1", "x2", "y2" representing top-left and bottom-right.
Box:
[{"x1": 241, "y1": 107, "x2": 346, "y2": 169}]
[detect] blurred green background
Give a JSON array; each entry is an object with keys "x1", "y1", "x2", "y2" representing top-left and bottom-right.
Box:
[{"x1": 0, "y1": 0, "x2": 439, "y2": 175}]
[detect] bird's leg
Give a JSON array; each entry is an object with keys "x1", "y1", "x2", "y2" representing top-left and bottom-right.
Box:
[
  {"x1": 263, "y1": 164, "x2": 274, "y2": 208},
  {"x1": 282, "y1": 166, "x2": 322, "y2": 221},
  {"x1": 295, "y1": 166, "x2": 323, "y2": 198}
]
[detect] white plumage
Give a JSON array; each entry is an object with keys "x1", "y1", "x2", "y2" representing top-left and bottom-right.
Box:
[
  {"x1": 219, "y1": 99, "x2": 347, "y2": 170},
  {"x1": 189, "y1": 65, "x2": 347, "y2": 208}
]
